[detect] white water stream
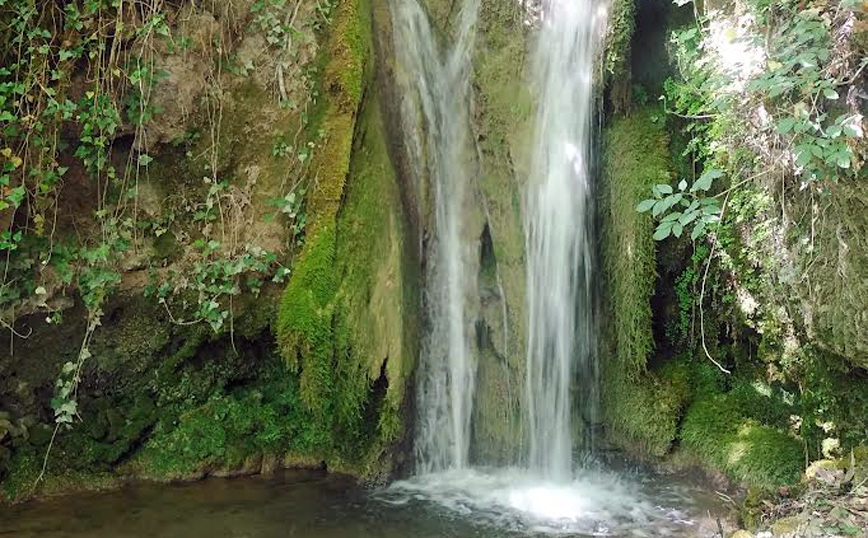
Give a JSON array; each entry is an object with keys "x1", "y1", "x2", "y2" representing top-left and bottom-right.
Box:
[
  {"x1": 390, "y1": 0, "x2": 481, "y2": 473},
  {"x1": 524, "y1": 0, "x2": 606, "y2": 478}
]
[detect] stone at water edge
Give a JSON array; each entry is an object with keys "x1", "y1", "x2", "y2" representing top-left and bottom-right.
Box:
[
  {"x1": 770, "y1": 517, "x2": 801, "y2": 536},
  {"x1": 804, "y1": 458, "x2": 844, "y2": 485}
]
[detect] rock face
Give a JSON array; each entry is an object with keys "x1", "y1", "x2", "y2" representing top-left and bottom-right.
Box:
[
  {"x1": 597, "y1": 0, "x2": 868, "y2": 495},
  {"x1": 0, "y1": 0, "x2": 419, "y2": 500}
]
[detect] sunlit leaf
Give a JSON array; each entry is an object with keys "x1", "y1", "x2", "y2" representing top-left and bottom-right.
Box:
[{"x1": 636, "y1": 199, "x2": 656, "y2": 212}]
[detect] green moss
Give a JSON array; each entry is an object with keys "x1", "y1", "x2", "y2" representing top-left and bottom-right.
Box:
[
  {"x1": 605, "y1": 0, "x2": 635, "y2": 79},
  {"x1": 306, "y1": 0, "x2": 372, "y2": 230},
  {"x1": 681, "y1": 395, "x2": 802, "y2": 488},
  {"x1": 128, "y1": 371, "x2": 317, "y2": 480},
  {"x1": 602, "y1": 105, "x2": 670, "y2": 378},
  {"x1": 328, "y1": 0, "x2": 370, "y2": 107},
  {"x1": 606, "y1": 368, "x2": 690, "y2": 457},
  {"x1": 277, "y1": 225, "x2": 339, "y2": 376},
  {"x1": 334, "y1": 95, "x2": 416, "y2": 460},
  {"x1": 1, "y1": 449, "x2": 117, "y2": 502},
  {"x1": 274, "y1": 0, "x2": 417, "y2": 478}
]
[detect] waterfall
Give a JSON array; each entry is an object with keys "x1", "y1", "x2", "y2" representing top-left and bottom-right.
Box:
[
  {"x1": 524, "y1": 0, "x2": 604, "y2": 479},
  {"x1": 390, "y1": 0, "x2": 481, "y2": 473},
  {"x1": 382, "y1": 3, "x2": 695, "y2": 534}
]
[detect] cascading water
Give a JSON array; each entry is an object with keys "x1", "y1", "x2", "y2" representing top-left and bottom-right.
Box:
[
  {"x1": 382, "y1": 2, "x2": 726, "y2": 534},
  {"x1": 524, "y1": 0, "x2": 604, "y2": 479},
  {"x1": 390, "y1": 0, "x2": 481, "y2": 473}
]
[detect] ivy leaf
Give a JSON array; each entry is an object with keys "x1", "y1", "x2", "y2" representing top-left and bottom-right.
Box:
[
  {"x1": 795, "y1": 146, "x2": 812, "y2": 167},
  {"x1": 636, "y1": 199, "x2": 656, "y2": 213},
  {"x1": 7, "y1": 186, "x2": 26, "y2": 208},
  {"x1": 836, "y1": 152, "x2": 851, "y2": 169}
]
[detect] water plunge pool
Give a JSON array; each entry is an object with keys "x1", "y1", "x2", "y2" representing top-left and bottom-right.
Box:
[{"x1": 2, "y1": 467, "x2": 729, "y2": 537}]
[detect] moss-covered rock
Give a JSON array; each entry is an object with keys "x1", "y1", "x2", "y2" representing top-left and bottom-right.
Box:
[
  {"x1": 680, "y1": 395, "x2": 802, "y2": 488},
  {"x1": 276, "y1": 0, "x2": 418, "y2": 479},
  {"x1": 605, "y1": 369, "x2": 690, "y2": 457},
  {"x1": 601, "y1": 106, "x2": 669, "y2": 379}
]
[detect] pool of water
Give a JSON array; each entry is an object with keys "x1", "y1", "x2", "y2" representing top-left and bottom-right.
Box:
[{"x1": 0, "y1": 467, "x2": 728, "y2": 537}]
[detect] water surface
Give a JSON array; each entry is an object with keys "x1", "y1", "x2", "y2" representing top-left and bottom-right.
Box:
[{"x1": 1, "y1": 468, "x2": 727, "y2": 538}]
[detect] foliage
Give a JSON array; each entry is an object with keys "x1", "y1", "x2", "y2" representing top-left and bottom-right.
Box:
[
  {"x1": 621, "y1": 0, "x2": 867, "y2": 483},
  {"x1": 747, "y1": 3, "x2": 864, "y2": 180},
  {"x1": 637, "y1": 168, "x2": 723, "y2": 240},
  {"x1": 668, "y1": 244, "x2": 708, "y2": 345},
  {"x1": 604, "y1": 0, "x2": 636, "y2": 78},
  {"x1": 0, "y1": 0, "x2": 322, "y2": 491},
  {"x1": 132, "y1": 372, "x2": 320, "y2": 479}
]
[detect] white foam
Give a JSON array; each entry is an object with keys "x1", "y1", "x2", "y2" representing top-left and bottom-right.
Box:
[{"x1": 379, "y1": 468, "x2": 697, "y2": 536}]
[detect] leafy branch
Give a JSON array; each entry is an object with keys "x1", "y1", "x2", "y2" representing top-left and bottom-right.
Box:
[{"x1": 637, "y1": 168, "x2": 723, "y2": 241}]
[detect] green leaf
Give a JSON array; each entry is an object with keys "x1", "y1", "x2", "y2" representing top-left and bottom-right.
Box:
[
  {"x1": 795, "y1": 146, "x2": 812, "y2": 167},
  {"x1": 672, "y1": 222, "x2": 684, "y2": 237},
  {"x1": 679, "y1": 210, "x2": 699, "y2": 226},
  {"x1": 656, "y1": 184, "x2": 673, "y2": 195},
  {"x1": 776, "y1": 117, "x2": 797, "y2": 134},
  {"x1": 636, "y1": 199, "x2": 656, "y2": 213},
  {"x1": 836, "y1": 152, "x2": 851, "y2": 169},
  {"x1": 652, "y1": 199, "x2": 668, "y2": 217},
  {"x1": 678, "y1": 179, "x2": 687, "y2": 191},
  {"x1": 138, "y1": 154, "x2": 153, "y2": 166},
  {"x1": 691, "y1": 169, "x2": 723, "y2": 192},
  {"x1": 7, "y1": 185, "x2": 26, "y2": 208},
  {"x1": 662, "y1": 212, "x2": 681, "y2": 223},
  {"x1": 823, "y1": 88, "x2": 839, "y2": 100},
  {"x1": 842, "y1": 125, "x2": 859, "y2": 138},
  {"x1": 653, "y1": 222, "x2": 673, "y2": 241},
  {"x1": 691, "y1": 221, "x2": 707, "y2": 240}
]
